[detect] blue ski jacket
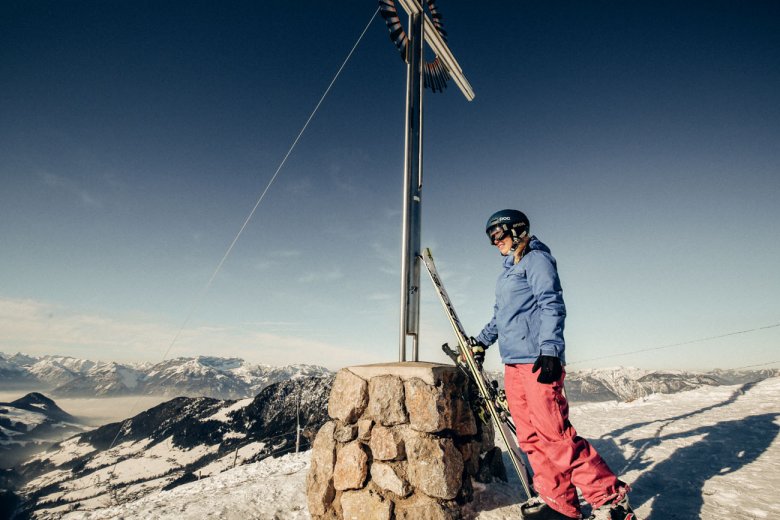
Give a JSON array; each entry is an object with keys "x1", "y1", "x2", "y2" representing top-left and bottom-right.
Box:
[{"x1": 476, "y1": 237, "x2": 567, "y2": 365}]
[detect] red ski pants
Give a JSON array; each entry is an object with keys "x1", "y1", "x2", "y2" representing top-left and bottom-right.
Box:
[{"x1": 504, "y1": 364, "x2": 623, "y2": 518}]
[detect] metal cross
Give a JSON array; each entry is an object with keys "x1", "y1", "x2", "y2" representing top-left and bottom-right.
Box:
[{"x1": 380, "y1": 0, "x2": 474, "y2": 362}]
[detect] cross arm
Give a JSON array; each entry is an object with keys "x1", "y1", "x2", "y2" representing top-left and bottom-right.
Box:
[{"x1": 396, "y1": 0, "x2": 475, "y2": 101}]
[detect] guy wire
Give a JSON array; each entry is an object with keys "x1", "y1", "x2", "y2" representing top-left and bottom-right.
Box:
[{"x1": 103, "y1": 6, "x2": 381, "y2": 479}]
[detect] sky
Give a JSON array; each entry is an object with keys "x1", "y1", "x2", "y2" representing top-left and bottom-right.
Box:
[{"x1": 1, "y1": 0, "x2": 778, "y2": 372}]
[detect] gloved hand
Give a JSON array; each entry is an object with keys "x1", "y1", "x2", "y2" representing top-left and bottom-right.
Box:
[
  {"x1": 460, "y1": 337, "x2": 486, "y2": 368},
  {"x1": 532, "y1": 355, "x2": 562, "y2": 384}
]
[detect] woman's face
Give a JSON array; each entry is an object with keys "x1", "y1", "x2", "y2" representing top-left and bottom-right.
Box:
[{"x1": 494, "y1": 234, "x2": 514, "y2": 256}]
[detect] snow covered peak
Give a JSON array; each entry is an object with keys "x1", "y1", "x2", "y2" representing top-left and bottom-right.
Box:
[{"x1": 1, "y1": 351, "x2": 333, "y2": 400}]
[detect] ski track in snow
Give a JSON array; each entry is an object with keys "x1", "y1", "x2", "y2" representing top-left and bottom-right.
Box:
[{"x1": 53, "y1": 378, "x2": 780, "y2": 520}]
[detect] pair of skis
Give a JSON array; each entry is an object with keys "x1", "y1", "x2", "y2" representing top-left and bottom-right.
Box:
[{"x1": 420, "y1": 248, "x2": 535, "y2": 501}]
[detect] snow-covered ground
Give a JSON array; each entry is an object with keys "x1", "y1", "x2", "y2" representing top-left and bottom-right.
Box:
[{"x1": 58, "y1": 377, "x2": 780, "y2": 520}]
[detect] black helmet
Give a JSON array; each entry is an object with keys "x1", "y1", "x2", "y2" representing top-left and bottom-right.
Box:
[{"x1": 485, "y1": 209, "x2": 529, "y2": 244}]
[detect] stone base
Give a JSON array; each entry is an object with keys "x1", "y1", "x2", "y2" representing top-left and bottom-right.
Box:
[{"x1": 306, "y1": 362, "x2": 503, "y2": 520}]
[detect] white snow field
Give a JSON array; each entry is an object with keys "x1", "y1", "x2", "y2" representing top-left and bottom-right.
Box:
[{"x1": 58, "y1": 377, "x2": 780, "y2": 520}]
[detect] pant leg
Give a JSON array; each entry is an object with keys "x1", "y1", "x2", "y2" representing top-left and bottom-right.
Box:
[
  {"x1": 505, "y1": 364, "x2": 580, "y2": 518},
  {"x1": 505, "y1": 364, "x2": 625, "y2": 512}
]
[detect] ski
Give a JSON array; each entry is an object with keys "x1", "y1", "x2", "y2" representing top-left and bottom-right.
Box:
[
  {"x1": 420, "y1": 247, "x2": 535, "y2": 500},
  {"x1": 440, "y1": 342, "x2": 516, "y2": 436}
]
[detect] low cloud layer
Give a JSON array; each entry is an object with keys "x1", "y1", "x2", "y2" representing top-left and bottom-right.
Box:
[{"x1": 0, "y1": 297, "x2": 375, "y2": 369}]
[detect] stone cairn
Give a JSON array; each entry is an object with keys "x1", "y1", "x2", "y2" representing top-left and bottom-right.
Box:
[{"x1": 306, "y1": 362, "x2": 507, "y2": 520}]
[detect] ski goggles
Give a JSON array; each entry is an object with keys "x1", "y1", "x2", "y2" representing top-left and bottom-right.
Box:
[{"x1": 487, "y1": 225, "x2": 509, "y2": 244}]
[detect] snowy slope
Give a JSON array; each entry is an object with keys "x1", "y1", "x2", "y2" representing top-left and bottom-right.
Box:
[
  {"x1": 52, "y1": 377, "x2": 780, "y2": 520},
  {"x1": 13, "y1": 376, "x2": 334, "y2": 518}
]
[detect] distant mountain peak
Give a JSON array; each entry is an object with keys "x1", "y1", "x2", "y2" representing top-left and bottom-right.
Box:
[
  {"x1": 9, "y1": 392, "x2": 76, "y2": 422},
  {"x1": 13, "y1": 391, "x2": 56, "y2": 407},
  {"x1": 1, "y1": 351, "x2": 332, "y2": 400}
]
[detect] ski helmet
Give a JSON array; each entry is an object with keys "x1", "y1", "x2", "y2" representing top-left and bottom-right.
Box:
[{"x1": 485, "y1": 209, "x2": 529, "y2": 244}]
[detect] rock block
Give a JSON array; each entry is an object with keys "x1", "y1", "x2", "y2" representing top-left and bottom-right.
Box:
[
  {"x1": 306, "y1": 421, "x2": 337, "y2": 516},
  {"x1": 405, "y1": 431, "x2": 464, "y2": 500},
  {"x1": 340, "y1": 488, "x2": 393, "y2": 520},
  {"x1": 395, "y1": 493, "x2": 460, "y2": 520},
  {"x1": 333, "y1": 441, "x2": 368, "y2": 491},
  {"x1": 357, "y1": 419, "x2": 373, "y2": 442},
  {"x1": 458, "y1": 440, "x2": 481, "y2": 477},
  {"x1": 405, "y1": 374, "x2": 477, "y2": 435},
  {"x1": 368, "y1": 374, "x2": 407, "y2": 426},
  {"x1": 370, "y1": 462, "x2": 411, "y2": 497},
  {"x1": 369, "y1": 424, "x2": 405, "y2": 461},
  {"x1": 334, "y1": 423, "x2": 357, "y2": 443},
  {"x1": 328, "y1": 369, "x2": 368, "y2": 424}
]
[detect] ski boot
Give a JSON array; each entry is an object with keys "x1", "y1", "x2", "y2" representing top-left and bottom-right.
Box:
[
  {"x1": 588, "y1": 491, "x2": 637, "y2": 520},
  {"x1": 521, "y1": 496, "x2": 581, "y2": 519}
]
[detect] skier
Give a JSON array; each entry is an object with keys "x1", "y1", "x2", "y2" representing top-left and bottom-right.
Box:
[{"x1": 470, "y1": 209, "x2": 637, "y2": 520}]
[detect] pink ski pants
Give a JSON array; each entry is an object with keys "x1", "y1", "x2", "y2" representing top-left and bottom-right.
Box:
[{"x1": 504, "y1": 364, "x2": 623, "y2": 518}]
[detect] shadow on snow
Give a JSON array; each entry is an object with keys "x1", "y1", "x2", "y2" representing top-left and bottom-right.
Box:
[
  {"x1": 625, "y1": 413, "x2": 778, "y2": 519},
  {"x1": 482, "y1": 383, "x2": 778, "y2": 519},
  {"x1": 590, "y1": 382, "x2": 778, "y2": 519}
]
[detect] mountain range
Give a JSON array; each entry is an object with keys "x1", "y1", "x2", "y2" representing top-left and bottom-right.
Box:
[
  {"x1": 485, "y1": 366, "x2": 779, "y2": 403},
  {"x1": 0, "y1": 352, "x2": 331, "y2": 400},
  {"x1": 8, "y1": 374, "x2": 334, "y2": 519},
  {"x1": 4, "y1": 351, "x2": 776, "y2": 405}
]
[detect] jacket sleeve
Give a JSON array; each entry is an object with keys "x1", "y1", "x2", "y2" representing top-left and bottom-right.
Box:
[
  {"x1": 525, "y1": 252, "x2": 566, "y2": 358},
  {"x1": 476, "y1": 303, "x2": 499, "y2": 347}
]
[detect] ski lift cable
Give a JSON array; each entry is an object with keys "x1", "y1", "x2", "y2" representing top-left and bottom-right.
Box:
[
  {"x1": 103, "y1": 6, "x2": 381, "y2": 467},
  {"x1": 568, "y1": 321, "x2": 780, "y2": 366},
  {"x1": 732, "y1": 359, "x2": 780, "y2": 370}
]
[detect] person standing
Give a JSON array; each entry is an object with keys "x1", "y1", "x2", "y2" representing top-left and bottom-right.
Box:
[{"x1": 470, "y1": 209, "x2": 636, "y2": 520}]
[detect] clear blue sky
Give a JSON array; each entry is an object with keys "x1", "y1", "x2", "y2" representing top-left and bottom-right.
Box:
[{"x1": 1, "y1": 1, "x2": 778, "y2": 371}]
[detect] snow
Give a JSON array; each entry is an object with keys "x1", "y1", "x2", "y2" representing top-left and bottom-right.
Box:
[
  {"x1": 31, "y1": 437, "x2": 96, "y2": 466},
  {"x1": 0, "y1": 407, "x2": 47, "y2": 439},
  {"x1": 37, "y1": 378, "x2": 780, "y2": 519},
  {"x1": 117, "y1": 366, "x2": 140, "y2": 390},
  {"x1": 200, "y1": 397, "x2": 254, "y2": 423},
  {"x1": 196, "y1": 441, "x2": 267, "y2": 478},
  {"x1": 61, "y1": 452, "x2": 310, "y2": 520},
  {"x1": 24, "y1": 437, "x2": 219, "y2": 510}
]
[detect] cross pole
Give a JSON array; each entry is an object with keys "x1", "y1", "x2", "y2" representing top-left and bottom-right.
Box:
[{"x1": 392, "y1": 0, "x2": 474, "y2": 362}]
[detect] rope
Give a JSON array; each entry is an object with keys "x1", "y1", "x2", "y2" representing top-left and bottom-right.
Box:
[
  {"x1": 104, "y1": 6, "x2": 381, "y2": 472},
  {"x1": 568, "y1": 322, "x2": 780, "y2": 365}
]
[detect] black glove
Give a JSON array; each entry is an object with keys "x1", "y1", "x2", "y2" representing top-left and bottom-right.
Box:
[
  {"x1": 460, "y1": 337, "x2": 486, "y2": 367},
  {"x1": 532, "y1": 355, "x2": 562, "y2": 384}
]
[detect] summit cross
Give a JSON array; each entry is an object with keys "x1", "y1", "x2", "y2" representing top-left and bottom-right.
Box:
[{"x1": 379, "y1": 0, "x2": 475, "y2": 362}]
